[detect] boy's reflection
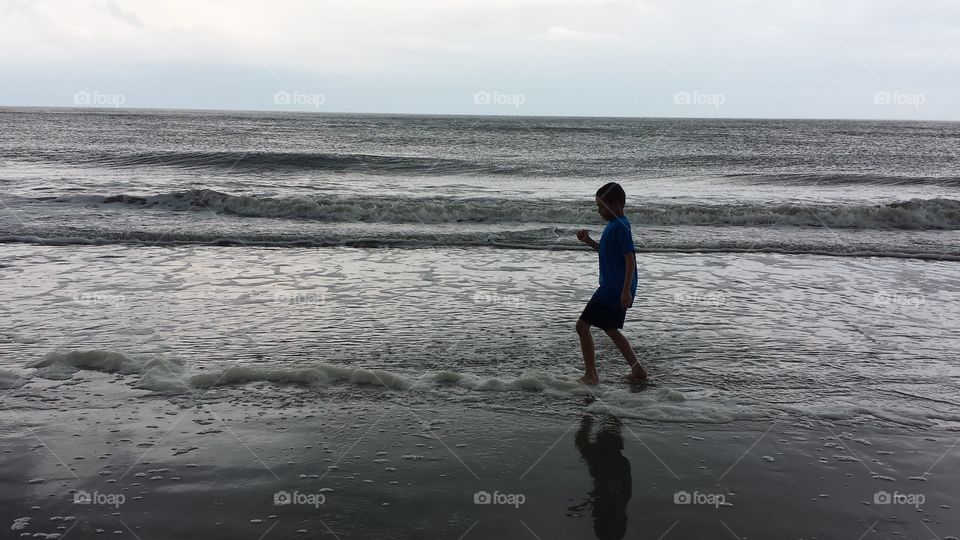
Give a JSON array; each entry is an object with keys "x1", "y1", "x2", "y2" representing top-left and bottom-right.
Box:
[{"x1": 572, "y1": 414, "x2": 632, "y2": 540}]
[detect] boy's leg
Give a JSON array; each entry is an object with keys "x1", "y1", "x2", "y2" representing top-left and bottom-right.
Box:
[
  {"x1": 603, "y1": 328, "x2": 647, "y2": 380},
  {"x1": 576, "y1": 319, "x2": 599, "y2": 384}
]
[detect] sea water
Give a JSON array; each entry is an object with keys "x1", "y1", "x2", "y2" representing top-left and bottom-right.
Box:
[{"x1": 2, "y1": 109, "x2": 959, "y2": 429}]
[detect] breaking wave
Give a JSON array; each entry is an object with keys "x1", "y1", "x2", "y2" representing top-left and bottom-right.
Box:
[{"x1": 91, "y1": 189, "x2": 960, "y2": 230}]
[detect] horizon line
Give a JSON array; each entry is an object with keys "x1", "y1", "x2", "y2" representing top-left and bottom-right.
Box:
[{"x1": 1, "y1": 104, "x2": 957, "y2": 124}]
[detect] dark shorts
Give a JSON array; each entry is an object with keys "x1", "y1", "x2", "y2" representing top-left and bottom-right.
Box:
[{"x1": 579, "y1": 292, "x2": 626, "y2": 330}]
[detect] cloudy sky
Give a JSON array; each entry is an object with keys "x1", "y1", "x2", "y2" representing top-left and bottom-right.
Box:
[{"x1": 1, "y1": 0, "x2": 958, "y2": 119}]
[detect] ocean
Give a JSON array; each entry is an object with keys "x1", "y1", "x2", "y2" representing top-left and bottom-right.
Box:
[
  {"x1": 2, "y1": 108, "x2": 960, "y2": 539},
  {"x1": 2, "y1": 109, "x2": 960, "y2": 256},
  {"x1": 2, "y1": 107, "x2": 959, "y2": 423}
]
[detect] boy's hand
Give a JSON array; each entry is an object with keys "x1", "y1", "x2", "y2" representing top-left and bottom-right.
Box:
[
  {"x1": 620, "y1": 290, "x2": 634, "y2": 309},
  {"x1": 577, "y1": 229, "x2": 599, "y2": 251}
]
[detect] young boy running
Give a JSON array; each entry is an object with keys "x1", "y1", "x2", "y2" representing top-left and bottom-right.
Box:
[{"x1": 575, "y1": 182, "x2": 647, "y2": 385}]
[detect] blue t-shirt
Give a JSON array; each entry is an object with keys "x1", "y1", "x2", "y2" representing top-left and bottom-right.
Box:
[{"x1": 596, "y1": 216, "x2": 637, "y2": 305}]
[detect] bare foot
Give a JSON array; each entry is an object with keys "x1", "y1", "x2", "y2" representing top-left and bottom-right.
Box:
[
  {"x1": 623, "y1": 365, "x2": 648, "y2": 383},
  {"x1": 578, "y1": 373, "x2": 599, "y2": 385}
]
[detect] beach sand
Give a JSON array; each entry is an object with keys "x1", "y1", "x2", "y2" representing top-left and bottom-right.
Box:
[{"x1": 3, "y1": 371, "x2": 959, "y2": 539}]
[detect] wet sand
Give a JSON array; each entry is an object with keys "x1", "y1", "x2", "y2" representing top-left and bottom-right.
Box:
[{"x1": 3, "y1": 374, "x2": 959, "y2": 539}]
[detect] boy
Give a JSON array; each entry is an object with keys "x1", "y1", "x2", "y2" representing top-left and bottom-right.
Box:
[{"x1": 575, "y1": 182, "x2": 647, "y2": 385}]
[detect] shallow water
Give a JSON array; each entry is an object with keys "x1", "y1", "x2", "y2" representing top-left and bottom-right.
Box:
[{"x1": 2, "y1": 244, "x2": 958, "y2": 430}]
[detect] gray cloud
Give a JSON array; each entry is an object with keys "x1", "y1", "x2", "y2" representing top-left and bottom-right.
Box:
[{"x1": 0, "y1": 0, "x2": 957, "y2": 119}]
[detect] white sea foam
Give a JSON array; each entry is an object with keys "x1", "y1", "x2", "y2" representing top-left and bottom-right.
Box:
[
  {"x1": 188, "y1": 364, "x2": 411, "y2": 390},
  {"x1": 27, "y1": 350, "x2": 186, "y2": 392},
  {"x1": 19, "y1": 349, "x2": 954, "y2": 428},
  {"x1": 0, "y1": 370, "x2": 28, "y2": 389},
  {"x1": 137, "y1": 357, "x2": 191, "y2": 393},
  {"x1": 28, "y1": 350, "x2": 136, "y2": 379},
  {"x1": 585, "y1": 387, "x2": 749, "y2": 424},
  {"x1": 426, "y1": 370, "x2": 593, "y2": 395},
  {"x1": 22, "y1": 349, "x2": 739, "y2": 423},
  {"x1": 777, "y1": 403, "x2": 935, "y2": 428}
]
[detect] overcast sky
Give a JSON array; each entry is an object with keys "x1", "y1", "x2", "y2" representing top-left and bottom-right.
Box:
[{"x1": 1, "y1": 0, "x2": 958, "y2": 119}]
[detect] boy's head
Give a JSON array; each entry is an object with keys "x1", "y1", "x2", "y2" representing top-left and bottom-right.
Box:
[{"x1": 595, "y1": 182, "x2": 626, "y2": 221}]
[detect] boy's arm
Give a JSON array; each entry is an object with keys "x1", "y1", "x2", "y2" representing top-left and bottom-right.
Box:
[{"x1": 620, "y1": 252, "x2": 636, "y2": 309}]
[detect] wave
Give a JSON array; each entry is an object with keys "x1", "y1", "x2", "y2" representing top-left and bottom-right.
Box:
[
  {"x1": 5, "y1": 189, "x2": 960, "y2": 260},
  {"x1": 721, "y1": 173, "x2": 960, "y2": 188},
  {"x1": 3, "y1": 232, "x2": 959, "y2": 262},
  {"x1": 12, "y1": 149, "x2": 526, "y2": 176},
  {"x1": 10, "y1": 149, "x2": 960, "y2": 186},
  {"x1": 0, "y1": 369, "x2": 27, "y2": 389},
  {"x1": 92, "y1": 189, "x2": 960, "y2": 230},
  {"x1": 22, "y1": 349, "x2": 947, "y2": 427},
  {"x1": 26, "y1": 349, "x2": 593, "y2": 395},
  {"x1": 21, "y1": 349, "x2": 748, "y2": 424}
]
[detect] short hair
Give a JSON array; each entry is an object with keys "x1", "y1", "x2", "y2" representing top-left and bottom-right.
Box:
[{"x1": 596, "y1": 182, "x2": 626, "y2": 207}]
